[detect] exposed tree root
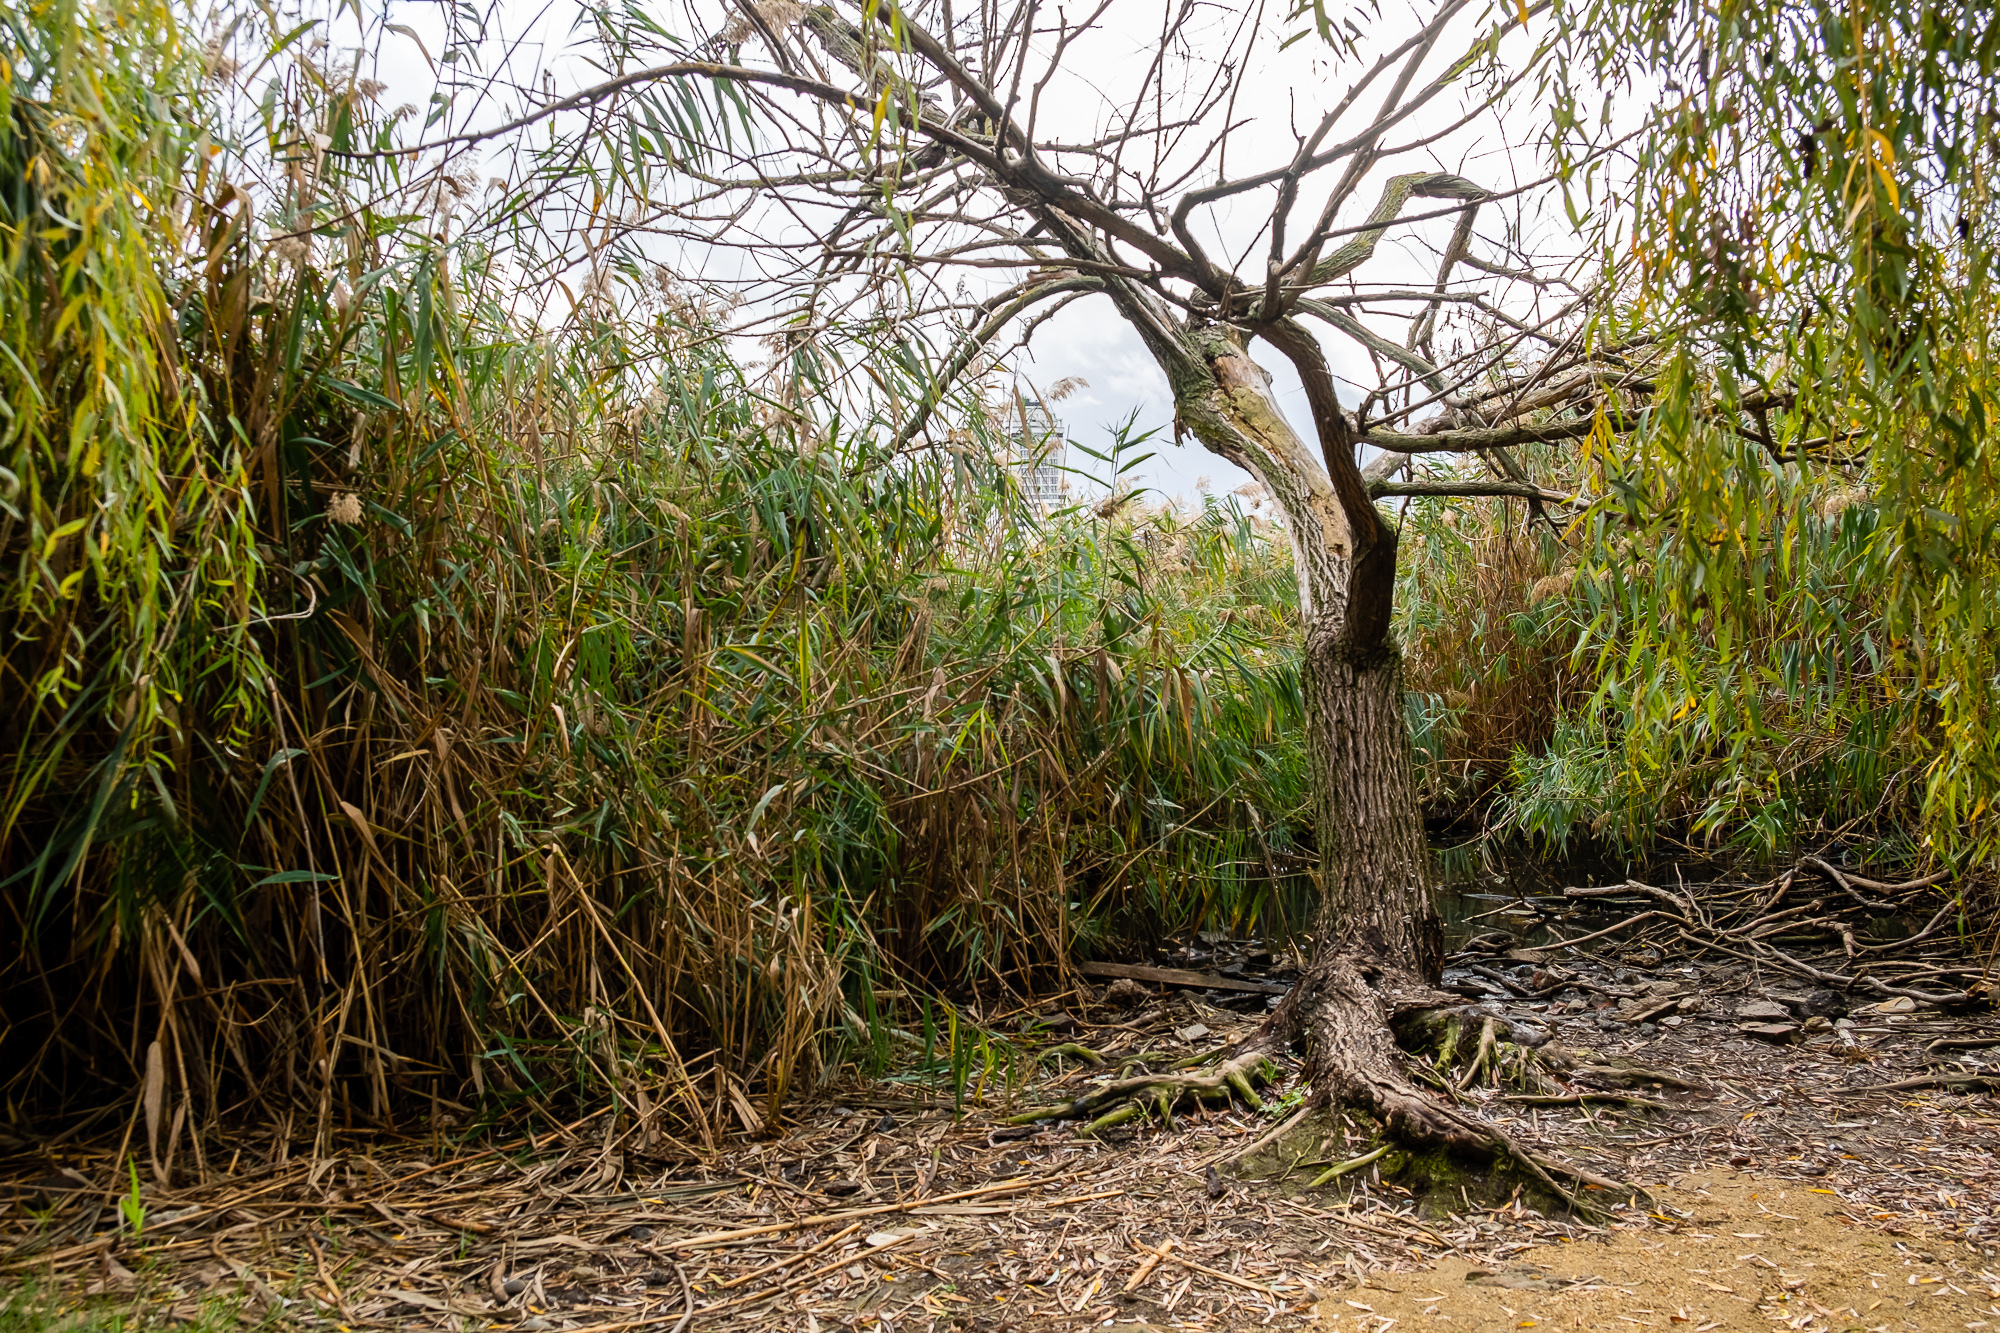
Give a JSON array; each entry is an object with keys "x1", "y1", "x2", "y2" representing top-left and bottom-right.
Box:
[
  {"x1": 1039, "y1": 940, "x2": 1657, "y2": 1217},
  {"x1": 1569, "y1": 1060, "x2": 1709, "y2": 1092},
  {"x1": 1501, "y1": 1092, "x2": 1674, "y2": 1111},
  {"x1": 1228, "y1": 949, "x2": 1651, "y2": 1216},
  {"x1": 1288, "y1": 953, "x2": 1651, "y2": 1216},
  {"x1": 1005, "y1": 1047, "x2": 1281, "y2": 1135},
  {"x1": 1042, "y1": 1042, "x2": 1108, "y2": 1067},
  {"x1": 1303, "y1": 1142, "x2": 1389, "y2": 1189},
  {"x1": 1391, "y1": 1004, "x2": 1571, "y2": 1095}
]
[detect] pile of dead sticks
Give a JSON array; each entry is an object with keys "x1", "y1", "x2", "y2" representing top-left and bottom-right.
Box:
[{"x1": 1492, "y1": 857, "x2": 1988, "y2": 1007}]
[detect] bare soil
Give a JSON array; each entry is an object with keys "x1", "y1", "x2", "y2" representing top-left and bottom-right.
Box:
[
  {"x1": 4, "y1": 913, "x2": 1999, "y2": 1332},
  {"x1": 1316, "y1": 1169, "x2": 1999, "y2": 1333}
]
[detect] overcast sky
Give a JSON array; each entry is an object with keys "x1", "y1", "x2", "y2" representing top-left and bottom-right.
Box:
[{"x1": 314, "y1": 0, "x2": 1587, "y2": 507}]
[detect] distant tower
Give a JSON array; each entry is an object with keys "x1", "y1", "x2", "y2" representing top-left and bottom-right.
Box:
[{"x1": 1016, "y1": 398, "x2": 1068, "y2": 514}]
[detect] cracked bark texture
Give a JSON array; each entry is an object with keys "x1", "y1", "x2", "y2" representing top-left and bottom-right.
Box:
[{"x1": 1157, "y1": 322, "x2": 1481, "y2": 1158}]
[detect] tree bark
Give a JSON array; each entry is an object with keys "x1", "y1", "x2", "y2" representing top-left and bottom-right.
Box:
[
  {"x1": 842, "y1": 102, "x2": 1610, "y2": 1194},
  {"x1": 1300, "y1": 635, "x2": 1441, "y2": 977},
  {"x1": 1164, "y1": 325, "x2": 1441, "y2": 984},
  {"x1": 992, "y1": 167, "x2": 1507, "y2": 1166},
  {"x1": 1153, "y1": 323, "x2": 1521, "y2": 1168}
]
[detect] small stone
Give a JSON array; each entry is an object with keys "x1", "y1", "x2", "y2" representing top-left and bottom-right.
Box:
[
  {"x1": 1102, "y1": 978, "x2": 1149, "y2": 1008},
  {"x1": 1662, "y1": 1015, "x2": 1686, "y2": 1027},
  {"x1": 1736, "y1": 1000, "x2": 1793, "y2": 1021},
  {"x1": 1729, "y1": 1154, "x2": 1753, "y2": 1167},
  {"x1": 1741, "y1": 1022, "x2": 1801, "y2": 1042},
  {"x1": 1638, "y1": 1022, "x2": 1658, "y2": 1035},
  {"x1": 1174, "y1": 1023, "x2": 1211, "y2": 1042},
  {"x1": 1785, "y1": 988, "x2": 1848, "y2": 1019},
  {"x1": 517, "y1": 1319, "x2": 552, "y2": 1331},
  {"x1": 627, "y1": 1225, "x2": 653, "y2": 1242},
  {"x1": 501, "y1": 1279, "x2": 527, "y2": 1297}
]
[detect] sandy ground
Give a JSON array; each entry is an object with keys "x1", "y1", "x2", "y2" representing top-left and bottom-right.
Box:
[{"x1": 1314, "y1": 1169, "x2": 2000, "y2": 1333}]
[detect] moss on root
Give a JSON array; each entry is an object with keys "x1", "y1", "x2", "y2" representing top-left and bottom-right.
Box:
[{"x1": 1230, "y1": 1106, "x2": 1591, "y2": 1218}]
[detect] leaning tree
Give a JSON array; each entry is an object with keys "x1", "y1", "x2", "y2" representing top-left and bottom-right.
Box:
[{"x1": 390, "y1": 0, "x2": 1644, "y2": 1191}]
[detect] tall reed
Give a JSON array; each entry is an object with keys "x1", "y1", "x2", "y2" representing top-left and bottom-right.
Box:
[{"x1": 0, "y1": 0, "x2": 1309, "y2": 1160}]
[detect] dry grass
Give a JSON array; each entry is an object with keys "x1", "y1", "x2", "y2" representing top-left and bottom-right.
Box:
[
  {"x1": 0, "y1": 0, "x2": 1311, "y2": 1159},
  {"x1": 1393, "y1": 482, "x2": 1579, "y2": 815}
]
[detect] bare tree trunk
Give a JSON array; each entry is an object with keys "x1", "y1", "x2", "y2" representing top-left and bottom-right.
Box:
[
  {"x1": 1273, "y1": 631, "x2": 1486, "y2": 1148},
  {"x1": 1165, "y1": 327, "x2": 1439, "y2": 977},
  {"x1": 1302, "y1": 635, "x2": 1441, "y2": 976},
  {"x1": 1162, "y1": 326, "x2": 1519, "y2": 1159}
]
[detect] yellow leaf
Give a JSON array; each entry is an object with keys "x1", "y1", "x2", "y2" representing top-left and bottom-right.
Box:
[
  {"x1": 41, "y1": 515, "x2": 90, "y2": 559},
  {"x1": 1864, "y1": 129, "x2": 1900, "y2": 210}
]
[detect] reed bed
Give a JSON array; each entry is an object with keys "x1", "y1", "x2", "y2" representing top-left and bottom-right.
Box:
[{"x1": 0, "y1": 0, "x2": 1311, "y2": 1160}]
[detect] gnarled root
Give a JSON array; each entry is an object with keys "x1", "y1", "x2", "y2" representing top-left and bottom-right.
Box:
[
  {"x1": 1006, "y1": 1046, "x2": 1281, "y2": 1135},
  {"x1": 1018, "y1": 946, "x2": 1650, "y2": 1217},
  {"x1": 1248, "y1": 949, "x2": 1647, "y2": 1219},
  {"x1": 1390, "y1": 1005, "x2": 1573, "y2": 1095}
]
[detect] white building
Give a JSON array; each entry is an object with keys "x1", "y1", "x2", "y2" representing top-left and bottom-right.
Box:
[{"x1": 1016, "y1": 399, "x2": 1069, "y2": 514}]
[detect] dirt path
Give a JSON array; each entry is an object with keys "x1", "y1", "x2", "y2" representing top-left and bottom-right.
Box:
[{"x1": 1316, "y1": 1169, "x2": 1997, "y2": 1333}]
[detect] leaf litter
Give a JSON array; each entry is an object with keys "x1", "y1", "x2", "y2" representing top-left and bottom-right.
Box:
[{"x1": 4, "y1": 865, "x2": 1999, "y2": 1332}]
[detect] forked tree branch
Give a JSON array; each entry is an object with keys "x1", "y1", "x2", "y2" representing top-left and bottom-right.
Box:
[{"x1": 1369, "y1": 478, "x2": 1578, "y2": 501}]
